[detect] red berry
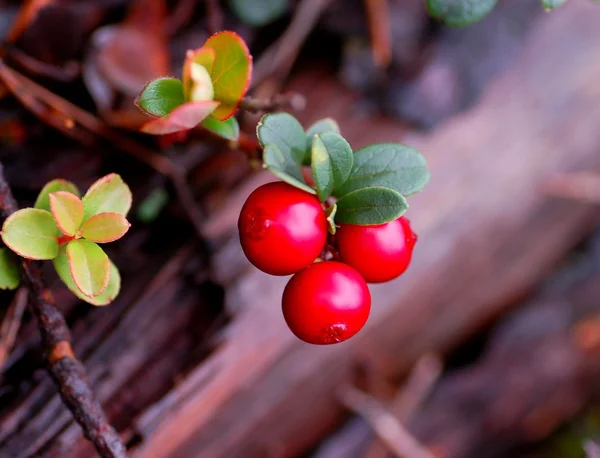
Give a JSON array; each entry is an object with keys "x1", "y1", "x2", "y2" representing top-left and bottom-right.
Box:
[
  {"x1": 282, "y1": 261, "x2": 371, "y2": 344},
  {"x1": 336, "y1": 216, "x2": 417, "y2": 283},
  {"x1": 238, "y1": 181, "x2": 328, "y2": 275}
]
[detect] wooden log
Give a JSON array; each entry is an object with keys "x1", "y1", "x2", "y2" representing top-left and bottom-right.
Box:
[{"x1": 130, "y1": 3, "x2": 600, "y2": 457}]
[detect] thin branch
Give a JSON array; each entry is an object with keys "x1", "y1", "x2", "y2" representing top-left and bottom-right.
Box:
[
  {"x1": 0, "y1": 287, "x2": 28, "y2": 370},
  {"x1": 239, "y1": 93, "x2": 306, "y2": 113},
  {"x1": 364, "y1": 0, "x2": 392, "y2": 68},
  {"x1": 0, "y1": 164, "x2": 127, "y2": 458}
]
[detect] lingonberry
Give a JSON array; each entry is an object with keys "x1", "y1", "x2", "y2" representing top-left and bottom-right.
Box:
[
  {"x1": 336, "y1": 216, "x2": 417, "y2": 283},
  {"x1": 282, "y1": 261, "x2": 371, "y2": 344},
  {"x1": 238, "y1": 181, "x2": 328, "y2": 275}
]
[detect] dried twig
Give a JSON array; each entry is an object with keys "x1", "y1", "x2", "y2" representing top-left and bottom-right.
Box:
[
  {"x1": 338, "y1": 385, "x2": 435, "y2": 458},
  {"x1": 0, "y1": 288, "x2": 28, "y2": 370},
  {"x1": 0, "y1": 163, "x2": 127, "y2": 458},
  {"x1": 239, "y1": 93, "x2": 306, "y2": 113},
  {"x1": 364, "y1": 0, "x2": 392, "y2": 67},
  {"x1": 4, "y1": 0, "x2": 55, "y2": 43},
  {"x1": 6, "y1": 47, "x2": 80, "y2": 82}
]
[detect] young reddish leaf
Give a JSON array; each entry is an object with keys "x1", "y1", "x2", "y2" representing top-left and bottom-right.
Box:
[
  {"x1": 35, "y1": 179, "x2": 80, "y2": 213},
  {"x1": 189, "y1": 65, "x2": 214, "y2": 102},
  {"x1": 66, "y1": 239, "x2": 110, "y2": 298},
  {"x1": 183, "y1": 46, "x2": 216, "y2": 98},
  {"x1": 200, "y1": 115, "x2": 240, "y2": 141},
  {"x1": 54, "y1": 248, "x2": 120, "y2": 306},
  {"x1": 49, "y1": 191, "x2": 84, "y2": 237},
  {"x1": 79, "y1": 212, "x2": 131, "y2": 243},
  {"x1": 204, "y1": 31, "x2": 252, "y2": 121},
  {"x1": 82, "y1": 174, "x2": 133, "y2": 220},
  {"x1": 134, "y1": 77, "x2": 186, "y2": 117},
  {"x1": 1, "y1": 209, "x2": 60, "y2": 260},
  {"x1": 0, "y1": 247, "x2": 20, "y2": 290},
  {"x1": 140, "y1": 100, "x2": 219, "y2": 135}
]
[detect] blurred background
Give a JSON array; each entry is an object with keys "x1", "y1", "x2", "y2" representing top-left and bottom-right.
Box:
[{"x1": 1, "y1": 0, "x2": 600, "y2": 457}]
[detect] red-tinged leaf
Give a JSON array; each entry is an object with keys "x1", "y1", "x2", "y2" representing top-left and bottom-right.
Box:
[
  {"x1": 82, "y1": 174, "x2": 132, "y2": 219},
  {"x1": 66, "y1": 239, "x2": 110, "y2": 298},
  {"x1": 183, "y1": 46, "x2": 216, "y2": 99},
  {"x1": 49, "y1": 191, "x2": 84, "y2": 237},
  {"x1": 204, "y1": 31, "x2": 252, "y2": 121},
  {"x1": 1, "y1": 209, "x2": 60, "y2": 260},
  {"x1": 141, "y1": 100, "x2": 219, "y2": 135},
  {"x1": 79, "y1": 212, "x2": 131, "y2": 243},
  {"x1": 34, "y1": 179, "x2": 80, "y2": 213}
]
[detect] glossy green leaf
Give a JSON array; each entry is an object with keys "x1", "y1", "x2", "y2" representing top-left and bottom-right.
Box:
[
  {"x1": 1, "y1": 209, "x2": 59, "y2": 260},
  {"x1": 35, "y1": 179, "x2": 80, "y2": 213},
  {"x1": 541, "y1": 0, "x2": 566, "y2": 10},
  {"x1": 66, "y1": 239, "x2": 110, "y2": 297},
  {"x1": 336, "y1": 143, "x2": 429, "y2": 197},
  {"x1": 49, "y1": 191, "x2": 84, "y2": 236},
  {"x1": 305, "y1": 118, "x2": 340, "y2": 150},
  {"x1": 183, "y1": 46, "x2": 216, "y2": 98},
  {"x1": 201, "y1": 115, "x2": 240, "y2": 140},
  {"x1": 257, "y1": 112, "x2": 307, "y2": 164},
  {"x1": 311, "y1": 135, "x2": 333, "y2": 202},
  {"x1": 0, "y1": 247, "x2": 20, "y2": 290},
  {"x1": 205, "y1": 31, "x2": 252, "y2": 121},
  {"x1": 325, "y1": 204, "x2": 337, "y2": 235},
  {"x1": 335, "y1": 187, "x2": 408, "y2": 225},
  {"x1": 263, "y1": 143, "x2": 315, "y2": 194},
  {"x1": 54, "y1": 248, "x2": 120, "y2": 306},
  {"x1": 135, "y1": 78, "x2": 186, "y2": 117},
  {"x1": 82, "y1": 174, "x2": 133, "y2": 220},
  {"x1": 79, "y1": 212, "x2": 131, "y2": 243},
  {"x1": 229, "y1": 0, "x2": 288, "y2": 26},
  {"x1": 318, "y1": 132, "x2": 353, "y2": 192},
  {"x1": 426, "y1": 0, "x2": 496, "y2": 26},
  {"x1": 141, "y1": 100, "x2": 219, "y2": 135},
  {"x1": 136, "y1": 187, "x2": 169, "y2": 223}
]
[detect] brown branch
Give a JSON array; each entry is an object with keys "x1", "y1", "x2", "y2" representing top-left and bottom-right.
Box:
[
  {"x1": 364, "y1": 0, "x2": 392, "y2": 68},
  {"x1": 0, "y1": 164, "x2": 127, "y2": 458},
  {"x1": 0, "y1": 287, "x2": 27, "y2": 369},
  {"x1": 239, "y1": 93, "x2": 306, "y2": 113}
]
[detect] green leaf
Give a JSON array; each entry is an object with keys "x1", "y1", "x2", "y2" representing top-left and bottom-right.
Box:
[
  {"x1": 325, "y1": 204, "x2": 337, "y2": 235},
  {"x1": 183, "y1": 46, "x2": 216, "y2": 99},
  {"x1": 34, "y1": 179, "x2": 80, "y2": 213},
  {"x1": 82, "y1": 174, "x2": 133, "y2": 220},
  {"x1": 66, "y1": 239, "x2": 110, "y2": 297},
  {"x1": 53, "y1": 248, "x2": 120, "y2": 306},
  {"x1": 135, "y1": 78, "x2": 186, "y2": 117},
  {"x1": 318, "y1": 132, "x2": 353, "y2": 192},
  {"x1": 336, "y1": 143, "x2": 429, "y2": 197},
  {"x1": 541, "y1": 0, "x2": 567, "y2": 10},
  {"x1": 0, "y1": 248, "x2": 20, "y2": 290},
  {"x1": 141, "y1": 100, "x2": 219, "y2": 135},
  {"x1": 263, "y1": 143, "x2": 316, "y2": 194},
  {"x1": 257, "y1": 112, "x2": 307, "y2": 164},
  {"x1": 426, "y1": 0, "x2": 496, "y2": 26},
  {"x1": 79, "y1": 212, "x2": 131, "y2": 243},
  {"x1": 229, "y1": 0, "x2": 288, "y2": 26},
  {"x1": 311, "y1": 135, "x2": 333, "y2": 202},
  {"x1": 205, "y1": 31, "x2": 252, "y2": 121},
  {"x1": 49, "y1": 191, "x2": 84, "y2": 237},
  {"x1": 201, "y1": 115, "x2": 240, "y2": 140},
  {"x1": 305, "y1": 118, "x2": 340, "y2": 150},
  {"x1": 136, "y1": 187, "x2": 169, "y2": 223},
  {"x1": 1, "y1": 209, "x2": 59, "y2": 260},
  {"x1": 335, "y1": 187, "x2": 408, "y2": 225}
]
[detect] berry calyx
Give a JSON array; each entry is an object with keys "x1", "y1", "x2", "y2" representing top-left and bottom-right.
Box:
[
  {"x1": 238, "y1": 181, "x2": 328, "y2": 275},
  {"x1": 336, "y1": 216, "x2": 417, "y2": 283},
  {"x1": 282, "y1": 261, "x2": 371, "y2": 344}
]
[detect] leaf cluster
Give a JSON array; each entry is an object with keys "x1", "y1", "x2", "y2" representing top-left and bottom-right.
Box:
[
  {"x1": 135, "y1": 31, "x2": 251, "y2": 139},
  {"x1": 257, "y1": 113, "x2": 430, "y2": 230},
  {"x1": 0, "y1": 175, "x2": 131, "y2": 306}
]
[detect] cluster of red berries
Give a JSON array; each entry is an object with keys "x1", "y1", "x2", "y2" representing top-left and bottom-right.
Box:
[{"x1": 238, "y1": 181, "x2": 417, "y2": 345}]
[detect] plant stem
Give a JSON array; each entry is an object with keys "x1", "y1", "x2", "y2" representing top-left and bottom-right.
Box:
[
  {"x1": 0, "y1": 163, "x2": 127, "y2": 458},
  {"x1": 239, "y1": 93, "x2": 306, "y2": 113}
]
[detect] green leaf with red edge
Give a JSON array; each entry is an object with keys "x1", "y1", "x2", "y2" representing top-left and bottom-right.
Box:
[
  {"x1": 205, "y1": 31, "x2": 252, "y2": 121},
  {"x1": 79, "y1": 212, "x2": 131, "y2": 243},
  {"x1": 1, "y1": 209, "x2": 59, "y2": 260},
  {"x1": 53, "y1": 247, "x2": 120, "y2": 306},
  {"x1": 200, "y1": 115, "x2": 240, "y2": 140},
  {"x1": 34, "y1": 179, "x2": 80, "y2": 213},
  {"x1": 49, "y1": 191, "x2": 84, "y2": 237},
  {"x1": 134, "y1": 77, "x2": 186, "y2": 117},
  {"x1": 0, "y1": 247, "x2": 20, "y2": 290},
  {"x1": 66, "y1": 239, "x2": 110, "y2": 297},
  {"x1": 141, "y1": 100, "x2": 219, "y2": 135},
  {"x1": 183, "y1": 46, "x2": 216, "y2": 98},
  {"x1": 82, "y1": 174, "x2": 132, "y2": 220}
]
